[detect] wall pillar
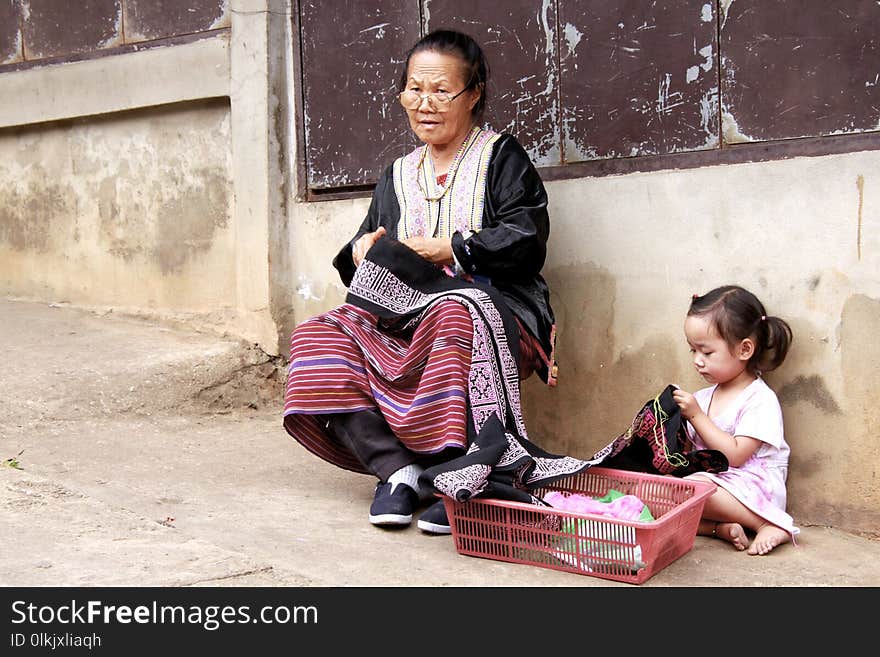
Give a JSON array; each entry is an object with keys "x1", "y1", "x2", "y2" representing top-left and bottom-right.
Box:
[{"x1": 229, "y1": 0, "x2": 291, "y2": 355}]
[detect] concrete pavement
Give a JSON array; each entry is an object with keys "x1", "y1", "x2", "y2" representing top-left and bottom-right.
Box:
[{"x1": 2, "y1": 297, "x2": 879, "y2": 588}]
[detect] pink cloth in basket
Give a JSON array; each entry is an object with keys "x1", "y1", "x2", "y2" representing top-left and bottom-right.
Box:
[{"x1": 544, "y1": 491, "x2": 648, "y2": 522}]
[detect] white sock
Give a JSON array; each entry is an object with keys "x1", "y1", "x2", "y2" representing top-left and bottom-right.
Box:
[{"x1": 387, "y1": 464, "x2": 423, "y2": 496}]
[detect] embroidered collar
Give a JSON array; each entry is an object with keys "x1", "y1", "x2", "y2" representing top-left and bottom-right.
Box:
[
  {"x1": 392, "y1": 126, "x2": 501, "y2": 240},
  {"x1": 416, "y1": 126, "x2": 481, "y2": 202}
]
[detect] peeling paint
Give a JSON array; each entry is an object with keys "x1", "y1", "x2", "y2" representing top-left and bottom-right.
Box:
[
  {"x1": 700, "y1": 87, "x2": 720, "y2": 147},
  {"x1": 505, "y1": 0, "x2": 560, "y2": 165},
  {"x1": 701, "y1": 3, "x2": 713, "y2": 22},
  {"x1": 127, "y1": 1, "x2": 230, "y2": 43},
  {"x1": 360, "y1": 23, "x2": 390, "y2": 38},
  {"x1": 561, "y1": 0, "x2": 722, "y2": 161},
  {"x1": 539, "y1": 1, "x2": 555, "y2": 77},
  {"x1": 656, "y1": 73, "x2": 684, "y2": 115},
  {"x1": 296, "y1": 276, "x2": 321, "y2": 301},
  {"x1": 563, "y1": 132, "x2": 599, "y2": 162},
  {"x1": 300, "y1": 2, "x2": 421, "y2": 187},
  {"x1": 687, "y1": 43, "x2": 713, "y2": 83},
  {"x1": 719, "y1": 0, "x2": 735, "y2": 29},
  {"x1": 722, "y1": 2, "x2": 878, "y2": 141},
  {"x1": 20, "y1": 0, "x2": 124, "y2": 59},
  {"x1": 699, "y1": 44, "x2": 713, "y2": 71},
  {"x1": 563, "y1": 22, "x2": 582, "y2": 58},
  {"x1": 209, "y1": 0, "x2": 231, "y2": 30},
  {"x1": 7, "y1": 30, "x2": 22, "y2": 64},
  {"x1": 97, "y1": 3, "x2": 124, "y2": 49},
  {"x1": 721, "y1": 109, "x2": 753, "y2": 143}
]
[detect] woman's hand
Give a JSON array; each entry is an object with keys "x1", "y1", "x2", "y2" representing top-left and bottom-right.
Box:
[
  {"x1": 672, "y1": 387, "x2": 701, "y2": 421},
  {"x1": 399, "y1": 236, "x2": 454, "y2": 266},
  {"x1": 352, "y1": 227, "x2": 387, "y2": 266}
]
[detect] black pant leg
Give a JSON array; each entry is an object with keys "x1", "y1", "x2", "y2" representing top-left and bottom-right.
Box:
[{"x1": 325, "y1": 409, "x2": 415, "y2": 482}]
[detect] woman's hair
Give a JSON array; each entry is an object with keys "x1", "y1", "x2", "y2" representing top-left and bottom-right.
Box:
[
  {"x1": 689, "y1": 285, "x2": 793, "y2": 375},
  {"x1": 399, "y1": 29, "x2": 489, "y2": 118}
]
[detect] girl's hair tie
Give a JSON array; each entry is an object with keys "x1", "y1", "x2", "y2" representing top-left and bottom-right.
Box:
[{"x1": 761, "y1": 315, "x2": 767, "y2": 321}]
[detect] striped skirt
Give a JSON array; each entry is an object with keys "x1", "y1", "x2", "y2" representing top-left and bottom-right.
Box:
[{"x1": 283, "y1": 299, "x2": 475, "y2": 474}]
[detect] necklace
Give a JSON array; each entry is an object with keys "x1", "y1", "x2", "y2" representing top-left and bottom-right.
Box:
[{"x1": 416, "y1": 126, "x2": 479, "y2": 202}]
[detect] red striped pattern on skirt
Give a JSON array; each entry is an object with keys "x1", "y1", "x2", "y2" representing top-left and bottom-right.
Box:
[{"x1": 283, "y1": 299, "x2": 474, "y2": 473}]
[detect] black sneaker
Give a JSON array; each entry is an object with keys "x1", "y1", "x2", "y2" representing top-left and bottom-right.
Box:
[
  {"x1": 417, "y1": 499, "x2": 452, "y2": 535},
  {"x1": 369, "y1": 482, "x2": 418, "y2": 526}
]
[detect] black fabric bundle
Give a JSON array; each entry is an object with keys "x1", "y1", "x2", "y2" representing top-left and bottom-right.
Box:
[{"x1": 593, "y1": 384, "x2": 728, "y2": 477}]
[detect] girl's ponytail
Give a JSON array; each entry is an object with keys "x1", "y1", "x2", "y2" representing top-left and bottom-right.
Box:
[{"x1": 756, "y1": 315, "x2": 793, "y2": 373}]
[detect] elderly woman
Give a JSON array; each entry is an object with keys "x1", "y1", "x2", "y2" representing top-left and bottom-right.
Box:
[{"x1": 283, "y1": 29, "x2": 591, "y2": 534}]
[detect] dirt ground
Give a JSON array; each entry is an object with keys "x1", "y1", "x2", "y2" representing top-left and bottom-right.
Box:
[{"x1": 2, "y1": 297, "x2": 879, "y2": 588}]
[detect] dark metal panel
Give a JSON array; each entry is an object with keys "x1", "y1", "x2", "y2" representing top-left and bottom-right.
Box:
[
  {"x1": 123, "y1": 0, "x2": 229, "y2": 43},
  {"x1": 0, "y1": 0, "x2": 23, "y2": 64},
  {"x1": 539, "y1": 132, "x2": 880, "y2": 182},
  {"x1": 560, "y1": 0, "x2": 719, "y2": 162},
  {"x1": 721, "y1": 0, "x2": 880, "y2": 143},
  {"x1": 299, "y1": 1, "x2": 421, "y2": 189},
  {"x1": 424, "y1": 0, "x2": 562, "y2": 166},
  {"x1": 22, "y1": 0, "x2": 122, "y2": 60}
]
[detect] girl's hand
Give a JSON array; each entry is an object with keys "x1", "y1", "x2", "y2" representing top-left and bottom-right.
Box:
[
  {"x1": 672, "y1": 387, "x2": 700, "y2": 421},
  {"x1": 353, "y1": 227, "x2": 387, "y2": 266},
  {"x1": 399, "y1": 236, "x2": 454, "y2": 266}
]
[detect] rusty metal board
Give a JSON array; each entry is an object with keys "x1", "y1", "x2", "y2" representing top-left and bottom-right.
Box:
[
  {"x1": 721, "y1": 0, "x2": 880, "y2": 143},
  {"x1": 560, "y1": 0, "x2": 720, "y2": 162},
  {"x1": 22, "y1": 0, "x2": 123, "y2": 60},
  {"x1": 0, "y1": 0, "x2": 22, "y2": 64},
  {"x1": 123, "y1": 0, "x2": 229, "y2": 43},
  {"x1": 423, "y1": 0, "x2": 562, "y2": 167},
  {"x1": 299, "y1": 0, "x2": 421, "y2": 189}
]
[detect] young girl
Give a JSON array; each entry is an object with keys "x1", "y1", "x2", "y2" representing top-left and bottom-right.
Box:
[{"x1": 672, "y1": 285, "x2": 799, "y2": 555}]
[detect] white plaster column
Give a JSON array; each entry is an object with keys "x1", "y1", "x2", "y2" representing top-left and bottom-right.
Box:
[{"x1": 229, "y1": 0, "x2": 286, "y2": 355}]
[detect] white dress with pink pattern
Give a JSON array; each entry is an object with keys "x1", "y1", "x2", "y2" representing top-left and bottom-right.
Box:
[{"x1": 684, "y1": 377, "x2": 800, "y2": 540}]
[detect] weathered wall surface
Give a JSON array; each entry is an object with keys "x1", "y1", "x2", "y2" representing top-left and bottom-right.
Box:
[
  {"x1": 0, "y1": 100, "x2": 236, "y2": 320},
  {"x1": 0, "y1": 12, "x2": 280, "y2": 353},
  {"x1": 531, "y1": 150, "x2": 880, "y2": 538},
  {"x1": 286, "y1": 150, "x2": 880, "y2": 538}
]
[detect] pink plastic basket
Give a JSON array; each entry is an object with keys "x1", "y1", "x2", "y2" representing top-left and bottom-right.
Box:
[{"x1": 442, "y1": 467, "x2": 716, "y2": 584}]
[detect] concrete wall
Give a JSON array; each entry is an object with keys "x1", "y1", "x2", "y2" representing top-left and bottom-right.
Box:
[
  {"x1": 0, "y1": 100, "x2": 235, "y2": 314},
  {"x1": 536, "y1": 152, "x2": 880, "y2": 538},
  {"x1": 0, "y1": 5, "x2": 281, "y2": 352},
  {"x1": 1, "y1": 1, "x2": 877, "y2": 538}
]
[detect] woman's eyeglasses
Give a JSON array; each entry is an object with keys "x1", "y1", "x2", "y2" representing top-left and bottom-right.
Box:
[{"x1": 398, "y1": 88, "x2": 468, "y2": 112}]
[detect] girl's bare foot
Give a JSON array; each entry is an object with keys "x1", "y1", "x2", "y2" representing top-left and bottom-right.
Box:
[
  {"x1": 715, "y1": 522, "x2": 748, "y2": 551},
  {"x1": 748, "y1": 523, "x2": 790, "y2": 555}
]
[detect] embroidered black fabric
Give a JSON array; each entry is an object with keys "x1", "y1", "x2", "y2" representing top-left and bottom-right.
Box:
[
  {"x1": 419, "y1": 412, "x2": 575, "y2": 505},
  {"x1": 594, "y1": 384, "x2": 729, "y2": 477}
]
